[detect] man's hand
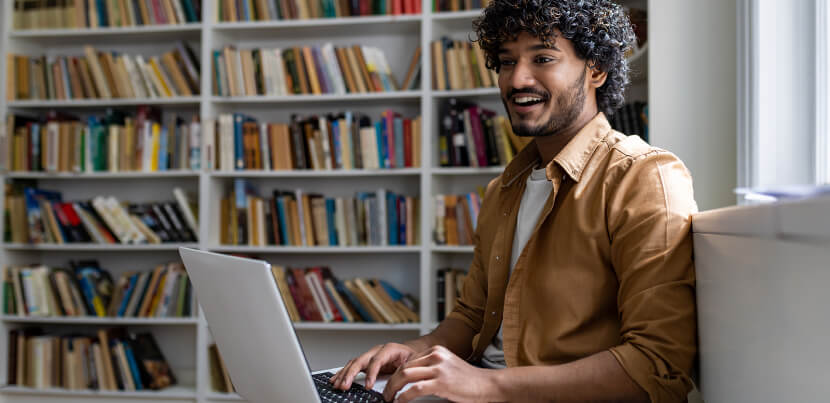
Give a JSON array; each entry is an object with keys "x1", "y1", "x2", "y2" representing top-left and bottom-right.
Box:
[
  {"x1": 329, "y1": 343, "x2": 417, "y2": 391},
  {"x1": 382, "y1": 345, "x2": 498, "y2": 403}
]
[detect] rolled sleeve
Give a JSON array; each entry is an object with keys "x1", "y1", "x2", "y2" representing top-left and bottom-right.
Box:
[{"x1": 606, "y1": 151, "x2": 698, "y2": 402}]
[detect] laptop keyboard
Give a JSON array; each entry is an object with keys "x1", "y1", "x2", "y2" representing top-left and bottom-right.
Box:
[{"x1": 312, "y1": 372, "x2": 388, "y2": 403}]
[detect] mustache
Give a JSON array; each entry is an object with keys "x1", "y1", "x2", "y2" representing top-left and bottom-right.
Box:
[{"x1": 506, "y1": 88, "x2": 550, "y2": 100}]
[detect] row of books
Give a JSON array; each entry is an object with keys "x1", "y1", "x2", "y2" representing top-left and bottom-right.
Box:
[
  {"x1": 431, "y1": 38, "x2": 497, "y2": 91},
  {"x1": 438, "y1": 98, "x2": 527, "y2": 167},
  {"x1": 433, "y1": 191, "x2": 481, "y2": 246},
  {"x1": 6, "y1": 328, "x2": 177, "y2": 391},
  {"x1": 6, "y1": 42, "x2": 201, "y2": 101},
  {"x1": 216, "y1": 0, "x2": 421, "y2": 21},
  {"x1": 212, "y1": 111, "x2": 421, "y2": 172},
  {"x1": 5, "y1": 185, "x2": 199, "y2": 244},
  {"x1": 12, "y1": 0, "x2": 202, "y2": 30},
  {"x1": 271, "y1": 265, "x2": 419, "y2": 323},
  {"x1": 208, "y1": 344, "x2": 235, "y2": 393},
  {"x1": 221, "y1": 181, "x2": 418, "y2": 246},
  {"x1": 213, "y1": 45, "x2": 419, "y2": 97},
  {"x1": 2, "y1": 262, "x2": 193, "y2": 318},
  {"x1": 435, "y1": 268, "x2": 465, "y2": 321},
  {"x1": 432, "y1": 0, "x2": 487, "y2": 12},
  {"x1": 609, "y1": 102, "x2": 649, "y2": 143},
  {"x1": 3, "y1": 109, "x2": 201, "y2": 173}
]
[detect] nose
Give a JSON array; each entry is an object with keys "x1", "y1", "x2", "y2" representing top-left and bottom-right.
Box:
[{"x1": 506, "y1": 60, "x2": 536, "y2": 91}]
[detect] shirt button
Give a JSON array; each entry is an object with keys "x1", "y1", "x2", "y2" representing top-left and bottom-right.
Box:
[
  {"x1": 491, "y1": 311, "x2": 496, "y2": 316},
  {"x1": 495, "y1": 256, "x2": 500, "y2": 261}
]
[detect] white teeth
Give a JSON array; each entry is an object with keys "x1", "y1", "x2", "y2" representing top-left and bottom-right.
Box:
[{"x1": 514, "y1": 96, "x2": 542, "y2": 104}]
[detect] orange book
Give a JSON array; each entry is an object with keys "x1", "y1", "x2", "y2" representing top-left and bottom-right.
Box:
[
  {"x1": 301, "y1": 47, "x2": 322, "y2": 94},
  {"x1": 138, "y1": 265, "x2": 165, "y2": 316},
  {"x1": 351, "y1": 46, "x2": 375, "y2": 92},
  {"x1": 292, "y1": 47, "x2": 310, "y2": 94},
  {"x1": 161, "y1": 52, "x2": 193, "y2": 96},
  {"x1": 444, "y1": 195, "x2": 459, "y2": 245},
  {"x1": 344, "y1": 47, "x2": 368, "y2": 93},
  {"x1": 335, "y1": 47, "x2": 357, "y2": 93}
]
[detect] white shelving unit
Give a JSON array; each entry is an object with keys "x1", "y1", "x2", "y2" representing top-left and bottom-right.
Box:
[{"x1": 0, "y1": 1, "x2": 649, "y2": 402}]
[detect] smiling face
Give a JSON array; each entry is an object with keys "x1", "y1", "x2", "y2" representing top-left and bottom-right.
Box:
[{"x1": 497, "y1": 31, "x2": 592, "y2": 137}]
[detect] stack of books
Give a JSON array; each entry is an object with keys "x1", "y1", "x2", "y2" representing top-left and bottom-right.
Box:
[
  {"x1": 435, "y1": 268, "x2": 465, "y2": 321},
  {"x1": 213, "y1": 45, "x2": 418, "y2": 96},
  {"x1": 433, "y1": 191, "x2": 482, "y2": 246},
  {"x1": 438, "y1": 99, "x2": 525, "y2": 168},
  {"x1": 271, "y1": 265, "x2": 419, "y2": 323},
  {"x1": 3, "y1": 108, "x2": 201, "y2": 173},
  {"x1": 211, "y1": 111, "x2": 421, "y2": 171},
  {"x1": 11, "y1": 0, "x2": 202, "y2": 30},
  {"x1": 433, "y1": 0, "x2": 489, "y2": 12},
  {"x1": 6, "y1": 42, "x2": 200, "y2": 101},
  {"x1": 6, "y1": 328, "x2": 177, "y2": 391},
  {"x1": 609, "y1": 102, "x2": 649, "y2": 143},
  {"x1": 2, "y1": 262, "x2": 193, "y2": 318},
  {"x1": 431, "y1": 38, "x2": 497, "y2": 91},
  {"x1": 208, "y1": 344, "x2": 235, "y2": 393},
  {"x1": 217, "y1": 0, "x2": 421, "y2": 20},
  {"x1": 4, "y1": 185, "x2": 198, "y2": 245},
  {"x1": 220, "y1": 180, "x2": 418, "y2": 247}
]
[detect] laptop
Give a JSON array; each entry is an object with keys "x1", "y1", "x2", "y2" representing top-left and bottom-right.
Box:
[{"x1": 179, "y1": 247, "x2": 446, "y2": 403}]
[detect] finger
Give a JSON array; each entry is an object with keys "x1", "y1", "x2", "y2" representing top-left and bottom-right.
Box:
[
  {"x1": 365, "y1": 346, "x2": 399, "y2": 389},
  {"x1": 331, "y1": 360, "x2": 352, "y2": 387},
  {"x1": 398, "y1": 350, "x2": 442, "y2": 371},
  {"x1": 338, "y1": 356, "x2": 370, "y2": 390},
  {"x1": 382, "y1": 366, "x2": 436, "y2": 402},
  {"x1": 394, "y1": 379, "x2": 439, "y2": 403}
]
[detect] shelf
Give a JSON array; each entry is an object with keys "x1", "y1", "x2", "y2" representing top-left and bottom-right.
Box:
[
  {"x1": 210, "y1": 168, "x2": 421, "y2": 178},
  {"x1": 214, "y1": 14, "x2": 422, "y2": 31},
  {"x1": 206, "y1": 392, "x2": 245, "y2": 401},
  {"x1": 432, "y1": 245, "x2": 474, "y2": 253},
  {"x1": 430, "y1": 166, "x2": 504, "y2": 175},
  {"x1": 432, "y1": 87, "x2": 500, "y2": 98},
  {"x1": 208, "y1": 245, "x2": 420, "y2": 254},
  {"x1": 7, "y1": 97, "x2": 201, "y2": 108},
  {"x1": 293, "y1": 322, "x2": 421, "y2": 331},
  {"x1": 8, "y1": 23, "x2": 203, "y2": 39},
  {"x1": 430, "y1": 10, "x2": 484, "y2": 20},
  {"x1": 4, "y1": 170, "x2": 200, "y2": 179},
  {"x1": 0, "y1": 385, "x2": 197, "y2": 399},
  {"x1": 1, "y1": 315, "x2": 198, "y2": 325},
  {"x1": 211, "y1": 91, "x2": 422, "y2": 104},
  {"x1": 3, "y1": 243, "x2": 199, "y2": 251}
]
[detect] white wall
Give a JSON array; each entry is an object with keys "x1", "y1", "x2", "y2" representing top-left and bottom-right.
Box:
[{"x1": 649, "y1": 0, "x2": 738, "y2": 211}]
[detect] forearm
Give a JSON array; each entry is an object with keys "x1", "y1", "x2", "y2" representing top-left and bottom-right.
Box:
[
  {"x1": 489, "y1": 350, "x2": 649, "y2": 403},
  {"x1": 403, "y1": 318, "x2": 475, "y2": 358}
]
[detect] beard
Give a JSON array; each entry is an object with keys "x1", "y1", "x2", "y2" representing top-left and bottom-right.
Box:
[{"x1": 504, "y1": 68, "x2": 587, "y2": 137}]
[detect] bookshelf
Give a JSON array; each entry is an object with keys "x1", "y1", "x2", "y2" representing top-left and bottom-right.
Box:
[{"x1": 0, "y1": 1, "x2": 649, "y2": 402}]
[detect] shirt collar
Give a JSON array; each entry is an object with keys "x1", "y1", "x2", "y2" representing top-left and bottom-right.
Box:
[{"x1": 501, "y1": 112, "x2": 612, "y2": 187}]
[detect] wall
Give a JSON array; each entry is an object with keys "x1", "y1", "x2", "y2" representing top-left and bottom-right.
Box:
[{"x1": 649, "y1": 0, "x2": 738, "y2": 211}]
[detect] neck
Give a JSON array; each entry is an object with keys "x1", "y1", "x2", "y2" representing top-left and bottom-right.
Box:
[{"x1": 534, "y1": 106, "x2": 600, "y2": 166}]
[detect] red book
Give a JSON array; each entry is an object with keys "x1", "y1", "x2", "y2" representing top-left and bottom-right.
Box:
[
  {"x1": 467, "y1": 106, "x2": 489, "y2": 167},
  {"x1": 283, "y1": 267, "x2": 309, "y2": 320},
  {"x1": 403, "y1": 119, "x2": 412, "y2": 167},
  {"x1": 413, "y1": 0, "x2": 420, "y2": 14},
  {"x1": 309, "y1": 268, "x2": 343, "y2": 322},
  {"x1": 291, "y1": 268, "x2": 323, "y2": 321},
  {"x1": 392, "y1": 0, "x2": 401, "y2": 14}
]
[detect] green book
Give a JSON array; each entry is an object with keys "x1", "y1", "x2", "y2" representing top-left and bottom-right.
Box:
[
  {"x1": 4, "y1": 279, "x2": 13, "y2": 314},
  {"x1": 79, "y1": 127, "x2": 86, "y2": 173},
  {"x1": 176, "y1": 274, "x2": 188, "y2": 317}
]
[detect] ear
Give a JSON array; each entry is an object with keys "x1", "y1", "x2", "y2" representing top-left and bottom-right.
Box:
[{"x1": 586, "y1": 62, "x2": 607, "y2": 89}]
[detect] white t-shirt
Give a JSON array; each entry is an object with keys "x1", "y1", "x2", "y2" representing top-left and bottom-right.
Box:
[{"x1": 480, "y1": 166, "x2": 552, "y2": 368}]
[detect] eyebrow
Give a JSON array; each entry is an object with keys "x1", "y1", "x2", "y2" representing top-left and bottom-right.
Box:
[{"x1": 497, "y1": 43, "x2": 561, "y2": 54}]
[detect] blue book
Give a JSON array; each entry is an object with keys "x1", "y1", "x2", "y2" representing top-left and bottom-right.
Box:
[
  {"x1": 241, "y1": 0, "x2": 251, "y2": 20},
  {"x1": 325, "y1": 198, "x2": 338, "y2": 246},
  {"x1": 213, "y1": 51, "x2": 223, "y2": 96},
  {"x1": 23, "y1": 188, "x2": 62, "y2": 243},
  {"x1": 233, "y1": 114, "x2": 245, "y2": 170},
  {"x1": 30, "y1": 123, "x2": 40, "y2": 171},
  {"x1": 123, "y1": 343, "x2": 144, "y2": 390},
  {"x1": 275, "y1": 197, "x2": 289, "y2": 245},
  {"x1": 398, "y1": 195, "x2": 406, "y2": 244},
  {"x1": 386, "y1": 192, "x2": 398, "y2": 245},
  {"x1": 380, "y1": 118, "x2": 390, "y2": 168},
  {"x1": 117, "y1": 274, "x2": 139, "y2": 317},
  {"x1": 331, "y1": 120, "x2": 343, "y2": 169},
  {"x1": 334, "y1": 280, "x2": 374, "y2": 322},
  {"x1": 379, "y1": 280, "x2": 403, "y2": 301},
  {"x1": 77, "y1": 273, "x2": 100, "y2": 316},
  {"x1": 393, "y1": 117, "x2": 405, "y2": 169},
  {"x1": 158, "y1": 126, "x2": 169, "y2": 171},
  {"x1": 374, "y1": 122, "x2": 384, "y2": 169},
  {"x1": 96, "y1": 0, "x2": 108, "y2": 26}
]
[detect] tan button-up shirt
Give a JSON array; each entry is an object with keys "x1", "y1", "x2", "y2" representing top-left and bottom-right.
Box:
[{"x1": 447, "y1": 113, "x2": 698, "y2": 401}]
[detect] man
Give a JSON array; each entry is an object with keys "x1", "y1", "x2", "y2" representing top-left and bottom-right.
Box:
[{"x1": 331, "y1": 0, "x2": 697, "y2": 401}]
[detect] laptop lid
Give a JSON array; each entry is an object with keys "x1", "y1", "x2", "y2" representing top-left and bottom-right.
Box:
[{"x1": 179, "y1": 247, "x2": 321, "y2": 403}]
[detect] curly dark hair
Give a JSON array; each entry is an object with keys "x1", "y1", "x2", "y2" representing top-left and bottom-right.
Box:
[{"x1": 473, "y1": 0, "x2": 637, "y2": 116}]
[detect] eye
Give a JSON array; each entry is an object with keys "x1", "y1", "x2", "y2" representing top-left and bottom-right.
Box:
[
  {"x1": 535, "y1": 56, "x2": 555, "y2": 63},
  {"x1": 499, "y1": 59, "x2": 516, "y2": 67}
]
